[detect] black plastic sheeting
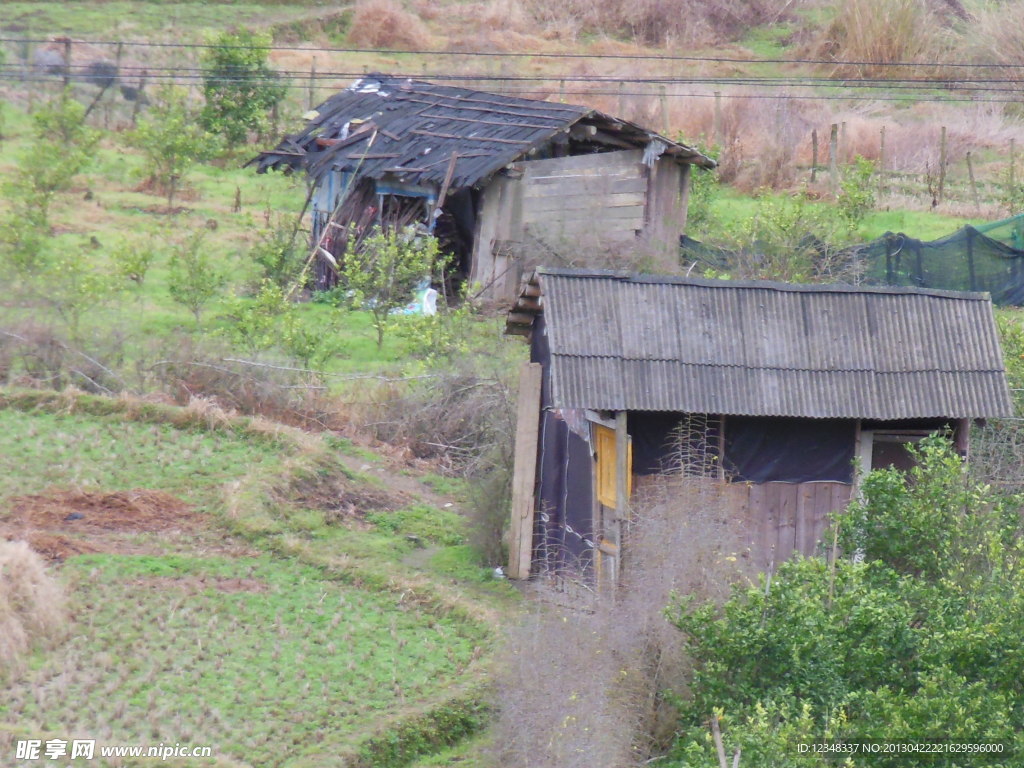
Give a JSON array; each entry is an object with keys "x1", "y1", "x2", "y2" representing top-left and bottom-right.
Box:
[
  {"x1": 535, "y1": 410, "x2": 595, "y2": 574},
  {"x1": 722, "y1": 416, "x2": 856, "y2": 483},
  {"x1": 628, "y1": 411, "x2": 721, "y2": 475}
]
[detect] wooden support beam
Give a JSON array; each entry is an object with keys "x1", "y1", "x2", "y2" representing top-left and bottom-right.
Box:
[
  {"x1": 610, "y1": 410, "x2": 628, "y2": 587},
  {"x1": 507, "y1": 362, "x2": 543, "y2": 580},
  {"x1": 506, "y1": 311, "x2": 537, "y2": 326}
]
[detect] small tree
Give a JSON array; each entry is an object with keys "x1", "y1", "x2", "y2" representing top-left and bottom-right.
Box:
[
  {"x1": 128, "y1": 86, "x2": 221, "y2": 208},
  {"x1": 249, "y1": 214, "x2": 305, "y2": 289},
  {"x1": 7, "y1": 90, "x2": 99, "y2": 228},
  {"x1": 167, "y1": 231, "x2": 226, "y2": 323},
  {"x1": 342, "y1": 229, "x2": 441, "y2": 348},
  {"x1": 200, "y1": 29, "x2": 286, "y2": 144}
]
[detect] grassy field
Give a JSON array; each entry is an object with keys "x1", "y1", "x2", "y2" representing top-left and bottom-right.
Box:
[
  {"x1": 8, "y1": 553, "x2": 481, "y2": 767},
  {"x1": 0, "y1": 407, "x2": 283, "y2": 503},
  {"x1": 0, "y1": 395, "x2": 501, "y2": 767}
]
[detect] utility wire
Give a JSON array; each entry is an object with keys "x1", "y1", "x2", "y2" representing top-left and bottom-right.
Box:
[{"x1": 2, "y1": 35, "x2": 1024, "y2": 70}]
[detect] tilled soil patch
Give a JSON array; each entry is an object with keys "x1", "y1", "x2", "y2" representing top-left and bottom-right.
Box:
[{"x1": 1, "y1": 489, "x2": 200, "y2": 561}]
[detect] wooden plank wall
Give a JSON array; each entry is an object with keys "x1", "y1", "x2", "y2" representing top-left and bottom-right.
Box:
[
  {"x1": 685, "y1": 480, "x2": 851, "y2": 574},
  {"x1": 745, "y1": 481, "x2": 851, "y2": 570},
  {"x1": 518, "y1": 150, "x2": 648, "y2": 243}
]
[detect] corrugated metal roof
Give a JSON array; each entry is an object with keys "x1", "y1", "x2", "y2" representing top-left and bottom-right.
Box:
[
  {"x1": 251, "y1": 75, "x2": 715, "y2": 189},
  {"x1": 513, "y1": 268, "x2": 1012, "y2": 419}
]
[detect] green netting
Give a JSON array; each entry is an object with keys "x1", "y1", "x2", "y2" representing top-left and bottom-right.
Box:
[
  {"x1": 681, "y1": 215, "x2": 1024, "y2": 305},
  {"x1": 853, "y1": 226, "x2": 1024, "y2": 305},
  {"x1": 973, "y1": 212, "x2": 1024, "y2": 250}
]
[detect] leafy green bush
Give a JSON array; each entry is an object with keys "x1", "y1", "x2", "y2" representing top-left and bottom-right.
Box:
[
  {"x1": 201, "y1": 28, "x2": 286, "y2": 144},
  {"x1": 837, "y1": 155, "x2": 877, "y2": 230},
  {"x1": 342, "y1": 229, "x2": 442, "y2": 347},
  {"x1": 669, "y1": 436, "x2": 1024, "y2": 765},
  {"x1": 128, "y1": 85, "x2": 221, "y2": 208},
  {"x1": 167, "y1": 230, "x2": 226, "y2": 323}
]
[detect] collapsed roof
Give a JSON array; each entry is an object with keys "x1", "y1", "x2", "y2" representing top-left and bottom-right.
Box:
[{"x1": 252, "y1": 74, "x2": 716, "y2": 190}]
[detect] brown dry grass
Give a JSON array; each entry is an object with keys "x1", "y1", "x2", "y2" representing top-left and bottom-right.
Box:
[
  {"x1": 517, "y1": 0, "x2": 799, "y2": 46},
  {"x1": 811, "y1": 0, "x2": 951, "y2": 77},
  {"x1": 348, "y1": 0, "x2": 432, "y2": 50},
  {"x1": 0, "y1": 540, "x2": 67, "y2": 682}
]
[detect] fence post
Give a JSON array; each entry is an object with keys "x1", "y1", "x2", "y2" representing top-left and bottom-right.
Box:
[
  {"x1": 617, "y1": 80, "x2": 625, "y2": 118},
  {"x1": 938, "y1": 126, "x2": 947, "y2": 205},
  {"x1": 659, "y1": 84, "x2": 669, "y2": 136},
  {"x1": 713, "y1": 90, "x2": 722, "y2": 147},
  {"x1": 811, "y1": 128, "x2": 818, "y2": 182},
  {"x1": 62, "y1": 38, "x2": 72, "y2": 89},
  {"x1": 1011, "y1": 138, "x2": 1017, "y2": 191},
  {"x1": 131, "y1": 70, "x2": 148, "y2": 126},
  {"x1": 308, "y1": 56, "x2": 316, "y2": 111},
  {"x1": 829, "y1": 123, "x2": 839, "y2": 193},
  {"x1": 878, "y1": 125, "x2": 886, "y2": 197},
  {"x1": 966, "y1": 151, "x2": 981, "y2": 214}
]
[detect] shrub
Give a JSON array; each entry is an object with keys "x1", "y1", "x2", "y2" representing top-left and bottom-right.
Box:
[
  {"x1": 128, "y1": 86, "x2": 221, "y2": 208},
  {"x1": 249, "y1": 214, "x2": 306, "y2": 290},
  {"x1": 200, "y1": 28, "x2": 286, "y2": 144},
  {"x1": 3, "y1": 90, "x2": 98, "y2": 230},
  {"x1": 837, "y1": 155, "x2": 877, "y2": 229},
  {"x1": 348, "y1": 0, "x2": 431, "y2": 49},
  {"x1": 167, "y1": 231, "x2": 226, "y2": 323},
  {"x1": 342, "y1": 228, "x2": 442, "y2": 348},
  {"x1": 668, "y1": 437, "x2": 1024, "y2": 764}
]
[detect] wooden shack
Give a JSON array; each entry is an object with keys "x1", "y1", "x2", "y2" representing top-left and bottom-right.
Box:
[
  {"x1": 505, "y1": 268, "x2": 1014, "y2": 582},
  {"x1": 252, "y1": 75, "x2": 714, "y2": 303}
]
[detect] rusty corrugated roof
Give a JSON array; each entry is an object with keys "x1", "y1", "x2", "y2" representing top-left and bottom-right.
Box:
[
  {"x1": 251, "y1": 74, "x2": 715, "y2": 189},
  {"x1": 509, "y1": 268, "x2": 1013, "y2": 419}
]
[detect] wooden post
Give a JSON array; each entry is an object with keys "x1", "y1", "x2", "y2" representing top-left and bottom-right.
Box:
[
  {"x1": 967, "y1": 151, "x2": 981, "y2": 214},
  {"x1": 713, "y1": 90, "x2": 722, "y2": 147},
  {"x1": 507, "y1": 362, "x2": 543, "y2": 580},
  {"x1": 558, "y1": 79, "x2": 565, "y2": 103},
  {"x1": 308, "y1": 56, "x2": 317, "y2": 111},
  {"x1": 878, "y1": 125, "x2": 886, "y2": 198},
  {"x1": 62, "y1": 38, "x2": 72, "y2": 89},
  {"x1": 829, "y1": 123, "x2": 839, "y2": 193},
  {"x1": 938, "y1": 125, "x2": 947, "y2": 205},
  {"x1": 611, "y1": 410, "x2": 628, "y2": 587},
  {"x1": 1010, "y1": 138, "x2": 1016, "y2": 192},
  {"x1": 130, "y1": 69, "x2": 148, "y2": 126},
  {"x1": 810, "y1": 129, "x2": 818, "y2": 182},
  {"x1": 617, "y1": 81, "x2": 625, "y2": 118},
  {"x1": 659, "y1": 84, "x2": 669, "y2": 137}
]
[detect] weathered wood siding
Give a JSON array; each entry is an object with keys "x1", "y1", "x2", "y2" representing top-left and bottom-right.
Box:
[
  {"x1": 471, "y1": 150, "x2": 690, "y2": 303},
  {"x1": 518, "y1": 150, "x2": 648, "y2": 241},
  {"x1": 721, "y1": 481, "x2": 852, "y2": 571}
]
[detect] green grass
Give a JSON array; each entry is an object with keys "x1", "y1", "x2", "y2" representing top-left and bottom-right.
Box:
[
  {"x1": 420, "y1": 473, "x2": 469, "y2": 500},
  {"x1": 706, "y1": 187, "x2": 987, "y2": 245},
  {"x1": 0, "y1": 2, "x2": 322, "y2": 39},
  {"x1": 0, "y1": 407, "x2": 283, "y2": 504},
  {"x1": 4, "y1": 554, "x2": 483, "y2": 768},
  {"x1": 366, "y1": 504, "x2": 466, "y2": 547}
]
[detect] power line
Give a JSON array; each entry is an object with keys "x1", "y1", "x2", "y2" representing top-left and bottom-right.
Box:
[
  {"x1": 2, "y1": 35, "x2": 1024, "y2": 70},
  {"x1": 3, "y1": 64, "x2": 1022, "y2": 101}
]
